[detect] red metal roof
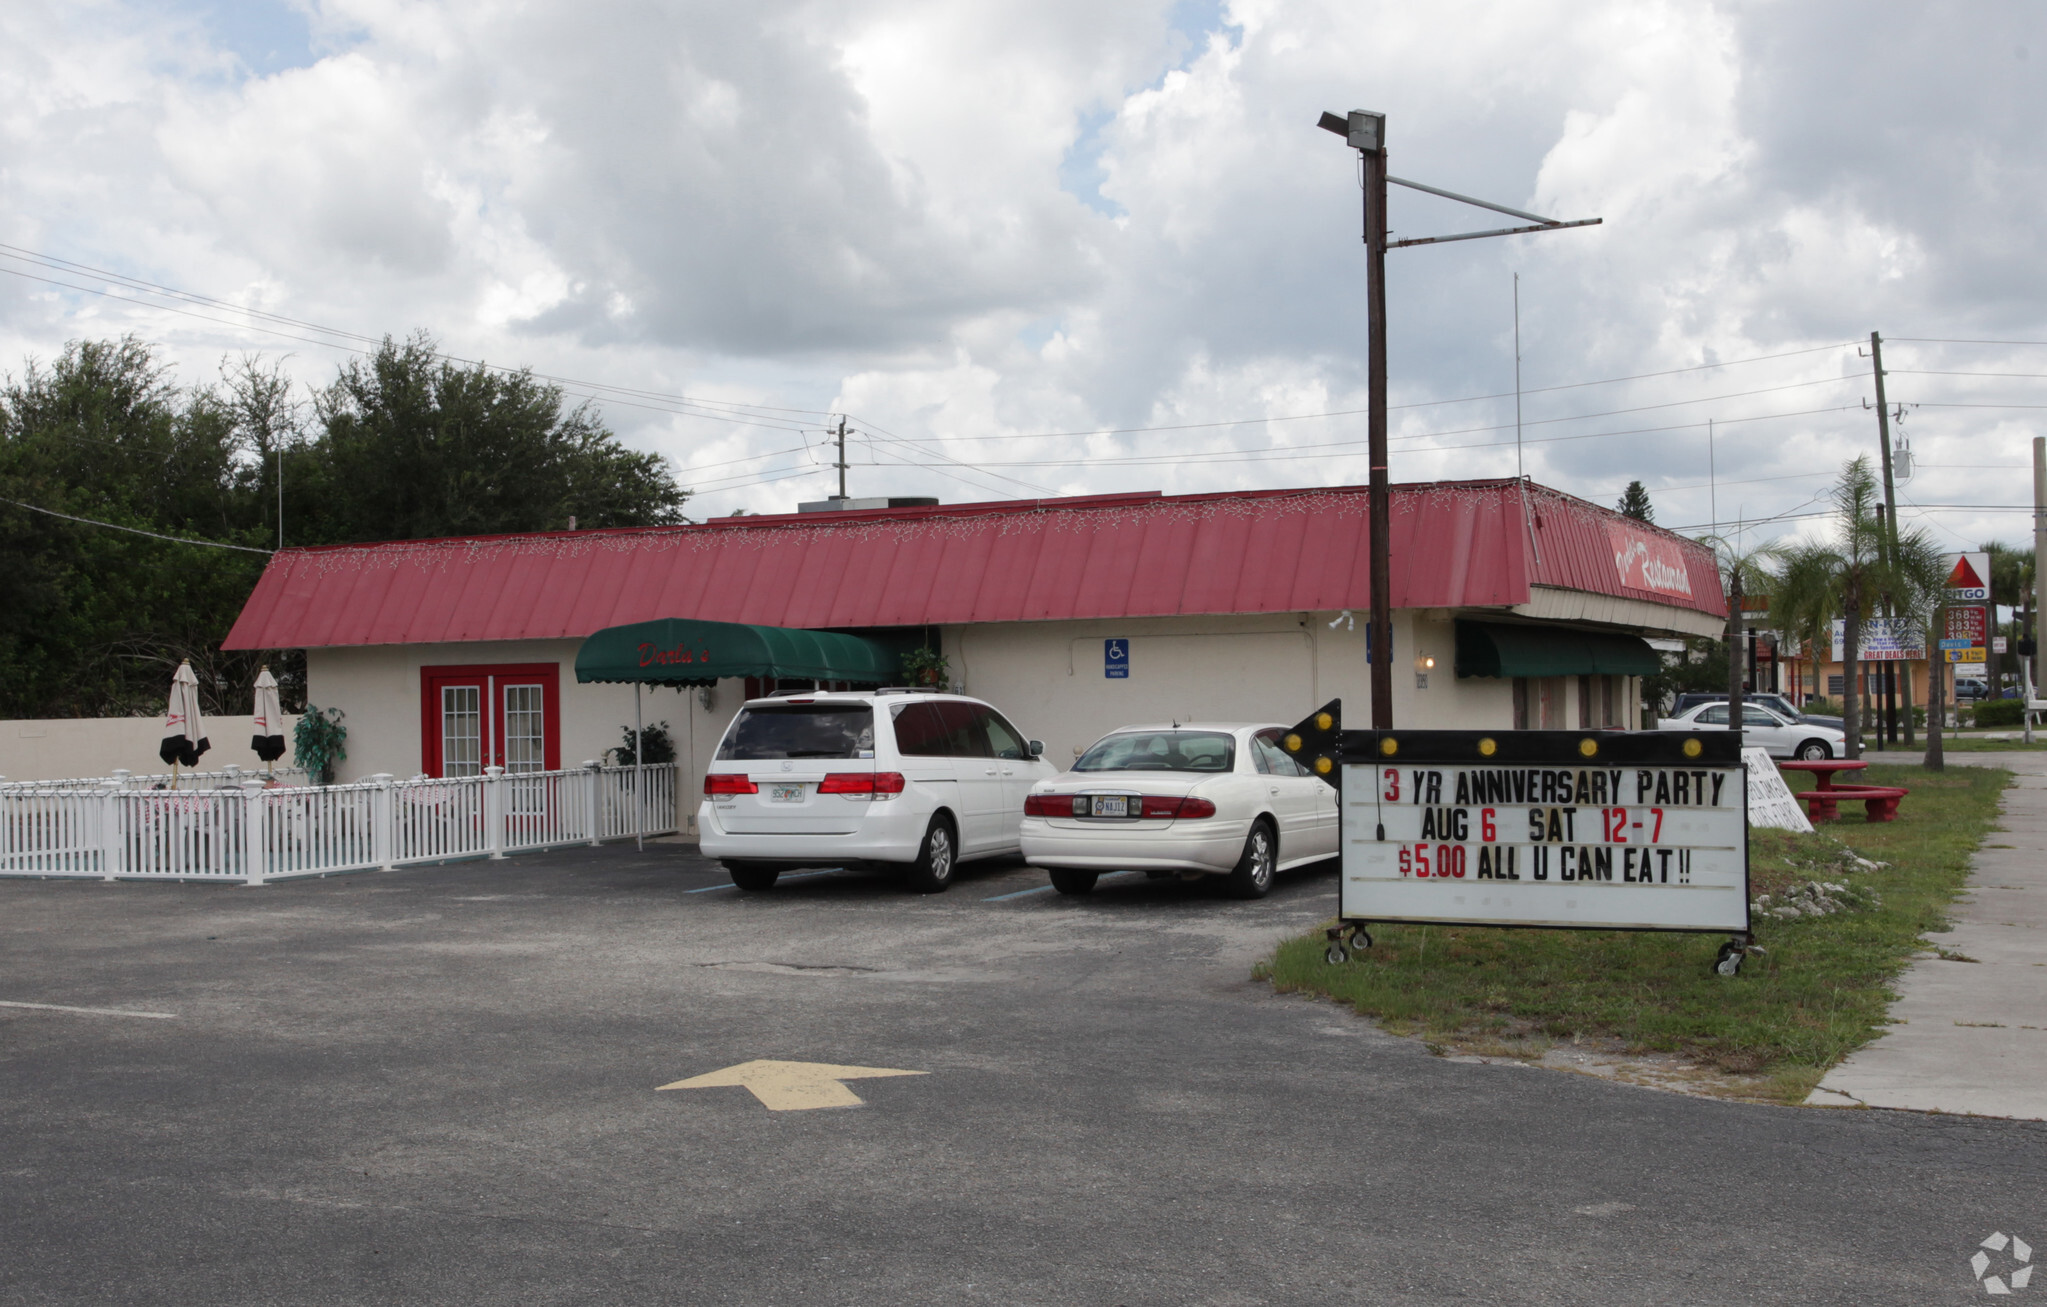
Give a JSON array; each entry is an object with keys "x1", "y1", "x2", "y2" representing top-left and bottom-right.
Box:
[{"x1": 222, "y1": 480, "x2": 1724, "y2": 650}]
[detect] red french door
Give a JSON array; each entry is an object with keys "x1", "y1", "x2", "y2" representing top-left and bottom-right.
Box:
[{"x1": 421, "y1": 664, "x2": 562, "y2": 778}]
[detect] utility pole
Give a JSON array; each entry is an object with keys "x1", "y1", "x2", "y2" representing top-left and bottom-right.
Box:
[
  {"x1": 832, "y1": 416, "x2": 850, "y2": 501},
  {"x1": 1361, "y1": 117, "x2": 1393, "y2": 730},
  {"x1": 2033, "y1": 436, "x2": 2046, "y2": 741},
  {"x1": 1869, "y1": 332, "x2": 1915, "y2": 746},
  {"x1": 1318, "y1": 109, "x2": 1600, "y2": 730}
]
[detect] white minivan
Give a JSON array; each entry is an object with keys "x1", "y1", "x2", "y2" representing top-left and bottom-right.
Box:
[{"x1": 698, "y1": 690, "x2": 1057, "y2": 893}]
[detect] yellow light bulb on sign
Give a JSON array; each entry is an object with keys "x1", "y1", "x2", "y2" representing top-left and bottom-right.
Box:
[
  {"x1": 1683, "y1": 737, "x2": 1703, "y2": 758},
  {"x1": 1284, "y1": 733, "x2": 1302, "y2": 752},
  {"x1": 1579, "y1": 737, "x2": 1598, "y2": 758},
  {"x1": 1315, "y1": 712, "x2": 1333, "y2": 731},
  {"x1": 1378, "y1": 737, "x2": 1398, "y2": 757},
  {"x1": 1315, "y1": 756, "x2": 1333, "y2": 775},
  {"x1": 1477, "y1": 737, "x2": 1497, "y2": 757}
]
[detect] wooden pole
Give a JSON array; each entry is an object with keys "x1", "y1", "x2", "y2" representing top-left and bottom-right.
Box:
[{"x1": 1364, "y1": 132, "x2": 1394, "y2": 730}]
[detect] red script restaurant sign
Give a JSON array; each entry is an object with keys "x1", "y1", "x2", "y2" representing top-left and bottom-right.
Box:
[{"x1": 1606, "y1": 522, "x2": 1695, "y2": 600}]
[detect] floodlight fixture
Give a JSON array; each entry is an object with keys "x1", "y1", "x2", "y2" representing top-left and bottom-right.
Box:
[{"x1": 1316, "y1": 109, "x2": 1385, "y2": 154}]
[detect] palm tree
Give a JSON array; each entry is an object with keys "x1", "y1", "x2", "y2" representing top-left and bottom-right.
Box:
[
  {"x1": 1700, "y1": 533, "x2": 1782, "y2": 730},
  {"x1": 1981, "y1": 541, "x2": 2035, "y2": 700},
  {"x1": 1772, "y1": 457, "x2": 1946, "y2": 760}
]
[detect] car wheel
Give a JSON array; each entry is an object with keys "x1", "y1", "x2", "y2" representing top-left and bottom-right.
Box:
[
  {"x1": 724, "y1": 861, "x2": 780, "y2": 892},
  {"x1": 1225, "y1": 821, "x2": 1276, "y2": 900},
  {"x1": 903, "y1": 817, "x2": 957, "y2": 894},
  {"x1": 1796, "y1": 739, "x2": 1833, "y2": 761},
  {"x1": 1049, "y1": 868, "x2": 1099, "y2": 896}
]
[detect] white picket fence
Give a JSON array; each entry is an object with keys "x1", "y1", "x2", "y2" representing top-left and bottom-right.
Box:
[
  {"x1": 0, "y1": 764, "x2": 678, "y2": 884},
  {"x1": 0, "y1": 766, "x2": 313, "y2": 793}
]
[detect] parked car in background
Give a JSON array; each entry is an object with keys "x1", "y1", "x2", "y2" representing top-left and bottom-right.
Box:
[
  {"x1": 1658, "y1": 700, "x2": 1846, "y2": 760},
  {"x1": 1670, "y1": 691, "x2": 1843, "y2": 732},
  {"x1": 698, "y1": 690, "x2": 1056, "y2": 893},
  {"x1": 1952, "y1": 678, "x2": 1989, "y2": 702},
  {"x1": 1019, "y1": 724, "x2": 1338, "y2": 899}
]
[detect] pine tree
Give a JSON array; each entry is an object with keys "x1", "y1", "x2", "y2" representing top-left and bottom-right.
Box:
[{"x1": 1617, "y1": 481, "x2": 1655, "y2": 523}]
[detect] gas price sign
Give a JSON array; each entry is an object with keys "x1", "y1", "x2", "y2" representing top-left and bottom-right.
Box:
[{"x1": 1281, "y1": 705, "x2": 1748, "y2": 935}]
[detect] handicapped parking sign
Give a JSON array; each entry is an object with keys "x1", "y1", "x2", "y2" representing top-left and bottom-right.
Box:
[{"x1": 1105, "y1": 638, "x2": 1129, "y2": 679}]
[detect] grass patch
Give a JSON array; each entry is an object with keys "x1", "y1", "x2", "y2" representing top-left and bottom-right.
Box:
[
  {"x1": 1265, "y1": 763, "x2": 2010, "y2": 1105},
  {"x1": 1923, "y1": 738, "x2": 2047, "y2": 753}
]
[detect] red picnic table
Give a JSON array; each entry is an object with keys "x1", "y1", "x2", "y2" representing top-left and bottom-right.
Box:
[{"x1": 1778, "y1": 758, "x2": 1908, "y2": 822}]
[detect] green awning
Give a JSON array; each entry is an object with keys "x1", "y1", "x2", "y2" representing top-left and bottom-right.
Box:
[
  {"x1": 1455, "y1": 620, "x2": 1662, "y2": 679},
  {"x1": 575, "y1": 618, "x2": 899, "y2": 686}
]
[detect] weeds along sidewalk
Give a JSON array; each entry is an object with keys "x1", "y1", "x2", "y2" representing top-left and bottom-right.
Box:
[{"x1": 1262, "y1": 763, "x2": 2011, "y2": 1107}]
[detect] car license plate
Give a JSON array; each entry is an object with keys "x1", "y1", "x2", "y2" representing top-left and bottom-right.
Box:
[
  {"x1": 769, "y1": 785, "x2": 806, "y2": 804},
  {"x1": 1090, "y1": 796, "x2": 1129, "y2": 818}
]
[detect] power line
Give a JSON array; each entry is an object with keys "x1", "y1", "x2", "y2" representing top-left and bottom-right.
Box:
[
  {"x1": 0, "y1": 254, "x2": 827, "y2": 434},
  {"x1": 1889, "y1": 369, "x2": 2047, "y2": 380},
  {"x1": 904, "y1": 371, "x2": 1859, "y2": 447},
  {"x1": 1891, "y1": 337, "x2": 2047, "y2": 347},
  {"x1": 0, "y1": 496, "x2": 272, "y2": 554},
  {"x1": 1897, "y1": 401, "x2": 2047, "y2": 411},
  {"x1": 903, "y1": 402, "x2": 1864, "y2": 469},
  {"x1": 0, "y1": 242, "x2": 829, "y2": 422}
]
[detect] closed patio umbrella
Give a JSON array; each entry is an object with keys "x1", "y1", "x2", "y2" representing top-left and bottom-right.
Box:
[
  {"x1": 251, "y1": 666, "x2": 286, "y2": 772},
  {"x1": 160, "y1": 660, "x2": 211, "y2": 776}
]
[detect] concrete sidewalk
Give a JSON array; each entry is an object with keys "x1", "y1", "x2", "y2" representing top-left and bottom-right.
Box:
[{"x1": 1807, "y1": 750, "x2": 2047, "y2": 1118}]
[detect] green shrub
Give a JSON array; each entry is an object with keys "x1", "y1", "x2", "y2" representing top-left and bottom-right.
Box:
[
  {"x1": 293, "y1": 705, "x2": 347, "y2": 783},
  {"x1": 1972, "y1": 698, "x2": 2029, "y2": 728},
  {"x1": 610, "y1": 722, "x2": 675, "y2": 766}
]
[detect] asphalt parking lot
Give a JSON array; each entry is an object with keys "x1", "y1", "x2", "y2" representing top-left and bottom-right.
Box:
[{"x1": 3, "y1": 844, "x2": 2043, "y2": 1305}]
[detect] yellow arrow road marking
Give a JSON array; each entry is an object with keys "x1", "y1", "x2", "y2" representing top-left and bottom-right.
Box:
[{"x1": 657, "y1": 1059, "x2": 927, "y2": 1111}]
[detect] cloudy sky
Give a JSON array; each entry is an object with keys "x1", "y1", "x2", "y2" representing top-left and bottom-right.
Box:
[{"x1": 3, "y1": 0, "x2": 2042, "y2": 552}]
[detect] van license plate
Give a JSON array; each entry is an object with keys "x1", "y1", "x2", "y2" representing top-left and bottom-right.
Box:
[
  {"x1": 1090, "y1": 796, "x2": 1129, "y2": 817},
  {"x1": 769, "y1": 786, "x2": 806, "y2": 804}
]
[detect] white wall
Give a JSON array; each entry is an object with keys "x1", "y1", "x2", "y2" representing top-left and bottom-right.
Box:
[
  {"x1": 305, "y1": 611, "x2": 1640, "y2": 832},
  {"x1": 944, "y1": 610, "x2": 1516, "y2": 764},
  {"x1": 0, "y1": 715, "x2": 301, "y2": 782}
]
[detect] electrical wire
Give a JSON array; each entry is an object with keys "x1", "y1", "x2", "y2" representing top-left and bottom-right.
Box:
[
  {"x1": 1888, "y1": 369, "x2": 2047, "y2": 380},
  {"x1": 899, "y1": 373, "x2": 1860, "y2": 446},
  {"x1": 0, "y1": 242, "x2": 832, "y2": 422},
  {"x1": 1891, "y1": 337, "x2": 2047, "y2": 348},
  {"x1": 0, "y1": 258, "x2": 823, "y2": 434},
  {"x1": 0, "y1": 496, "x2": 272, "y2": 553}
]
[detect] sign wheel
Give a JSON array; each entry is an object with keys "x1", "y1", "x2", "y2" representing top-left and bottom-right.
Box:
[{"x1": 1714, "y1": 940, "x2": 1745, "y2": 977}]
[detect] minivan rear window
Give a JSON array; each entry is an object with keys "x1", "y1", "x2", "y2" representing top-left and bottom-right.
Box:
[{"x1": 717, "y1": 705, "x2": 875, "y2": 760}]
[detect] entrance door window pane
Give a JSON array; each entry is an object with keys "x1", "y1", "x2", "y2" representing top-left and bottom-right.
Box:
[
  {"x1": 503, "y1": 684, "x2": 545, "y2": 773},
  {"x1": 442, "y1": 686, "x2": 481, "y2": 777}
]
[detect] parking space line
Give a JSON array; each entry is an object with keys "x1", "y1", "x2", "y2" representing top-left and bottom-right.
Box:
[
  {"x1": 983, "y1": 871, "x2": 1138, "y2": 902},
  {"x1": 685, "y1": 868, "x2": 847, "y2": 894},
  {"x1": 0, "y1": 1000, "x2": 178, "y2": 1019}
]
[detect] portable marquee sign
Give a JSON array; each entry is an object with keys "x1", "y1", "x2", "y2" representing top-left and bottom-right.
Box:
[{"x1": 1281, "y1": 700, "x2": 1756, "y2": 975}]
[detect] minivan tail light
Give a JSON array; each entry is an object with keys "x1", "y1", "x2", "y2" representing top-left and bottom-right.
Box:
[
  {"x1": 818, "y1": 772, "x2": 906, "y2": 799},
  {"x1": 704, "y1": 773, "x2": 759, "y2": 795}
]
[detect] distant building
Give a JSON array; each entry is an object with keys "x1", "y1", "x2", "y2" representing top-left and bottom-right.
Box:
[{"x1": 225, "y1": 479, "x2": 1725, "y2": 823}]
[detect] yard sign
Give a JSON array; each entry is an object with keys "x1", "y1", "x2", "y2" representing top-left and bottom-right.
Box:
[{"x1": 1284, "y1": 701, "x2": 1749, "y2": 936}]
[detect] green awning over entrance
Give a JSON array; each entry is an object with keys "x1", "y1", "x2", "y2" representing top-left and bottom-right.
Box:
[
  {"x1": 574, "y1": 618, "x2": 899, "y2": 687},
  {"x1": 1455, "y1": 620, "x2": 1662, "y2": 679}
]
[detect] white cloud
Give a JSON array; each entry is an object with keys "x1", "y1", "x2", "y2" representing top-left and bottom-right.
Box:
[{"x1": 0, "y1": 0, "x2": 2041, "y2": 548}]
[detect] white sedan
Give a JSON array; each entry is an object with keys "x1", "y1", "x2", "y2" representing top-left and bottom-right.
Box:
[
  {"x1": 1020, "y1": 723, "x2": 1339, "y2": 899},
  {"x1": 1658, "y1": 700, "x2": 1846, "y2": 760}
]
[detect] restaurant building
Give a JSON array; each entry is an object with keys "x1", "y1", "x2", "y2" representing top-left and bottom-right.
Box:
[{"x1": 223, "y1": 479, "x2": 1725, "y2": 824}]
